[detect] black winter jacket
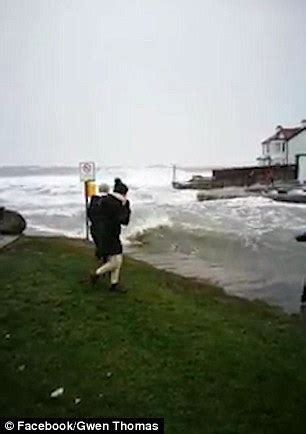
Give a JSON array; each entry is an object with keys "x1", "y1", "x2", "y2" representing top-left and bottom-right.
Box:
[{"x1": 88, "y1": 193, "x2": 130, "y2": 257}]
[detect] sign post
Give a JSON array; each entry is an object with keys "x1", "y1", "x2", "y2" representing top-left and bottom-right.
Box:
[
  {"x1": 79, "y1": 162, "x2": 96, "y2": 240},
  {"x1": 84, "y1": 180, "x2": 90, "y2": 240},
  {"x1": 172, "y1": 164, "x2": 177, "y2": 184}
]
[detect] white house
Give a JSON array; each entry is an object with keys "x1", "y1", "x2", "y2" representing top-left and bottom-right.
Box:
[{"x1": 257, "y1": 120, "x2": 306, "y2": 167}]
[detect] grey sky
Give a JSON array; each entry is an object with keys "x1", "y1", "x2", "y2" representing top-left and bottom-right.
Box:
[{"x1": 1, "y1": 0, "x2": 306, "y2": 167}]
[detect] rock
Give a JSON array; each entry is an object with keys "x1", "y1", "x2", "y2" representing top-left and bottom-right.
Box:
[
  {"x1": 50, "y1": 387, "x2": 64, "y2": 398},
  {"x1": 74, "y1": 397, "x2": 81, "y2": 405},
  {"x1": 0, "y1": 208, "x2": 26, "y2": 235},
  {"x1": 18, "y1": 364, "x2": 26, "y2": 372},
  {"x1": 106, "y1": 372, "x2": 113, "y2": 379},
  {"x1": 5, "y1": 333, "x2": 10, "y2": 340},
  {"x1": 296, "y1": 231, "x2": 306, "y2": 242}
]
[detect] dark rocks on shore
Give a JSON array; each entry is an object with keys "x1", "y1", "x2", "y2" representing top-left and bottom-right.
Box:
[{"x1": 0, "y1": 207, "x2": 26, "y2": 235}]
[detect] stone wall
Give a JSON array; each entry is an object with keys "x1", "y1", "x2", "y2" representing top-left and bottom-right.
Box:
[{"x1": 212, "y1": 165, "x2": 296, "y2": 187}]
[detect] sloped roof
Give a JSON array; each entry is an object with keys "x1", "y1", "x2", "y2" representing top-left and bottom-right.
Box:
[{"x1": 262, "y1": 127, "x2": 304, "y2": 144}]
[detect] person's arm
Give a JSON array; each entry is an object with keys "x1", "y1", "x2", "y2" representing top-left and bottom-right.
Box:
[{"x1": 120, "y1": 200, "x2": 131, "y2": 226}]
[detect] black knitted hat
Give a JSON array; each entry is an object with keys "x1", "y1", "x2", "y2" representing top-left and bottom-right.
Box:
[{"x1": 114, "y1": 178, "x2": 128, "y2": 195}]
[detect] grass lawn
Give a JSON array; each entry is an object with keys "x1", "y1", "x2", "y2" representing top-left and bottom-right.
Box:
[{"x1": 1, "y1": 236, "x2": 306, "y2": 433}]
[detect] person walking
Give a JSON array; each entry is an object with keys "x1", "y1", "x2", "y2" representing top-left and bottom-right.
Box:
[
  {"x1": 90, "y1": 178, "x2": 131, "y2": 291},
  {"x1": 88, "y1": 183, "x2": 110, "y2": 262}
]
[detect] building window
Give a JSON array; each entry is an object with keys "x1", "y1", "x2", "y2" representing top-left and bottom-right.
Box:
[
  {"x1": 266, "y1": 144, "x2": 270, "y2": 154},
  {"x1": 282, "y1": 143, "x2": 286, "y2": 153}
]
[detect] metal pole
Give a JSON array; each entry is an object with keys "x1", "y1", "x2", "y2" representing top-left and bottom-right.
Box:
[
  {"x1": 84, "y1": 181, "x2": 89, "y2": 240},
  {"x1": 172, "y1": 164, "x2": 176, "y2": 183},
  {"x1": 0, "y1": 206, "x2": 4, "y2": 238},
  {"x1": 302, "y1": 278, "x2": 306, "y2": 304}
]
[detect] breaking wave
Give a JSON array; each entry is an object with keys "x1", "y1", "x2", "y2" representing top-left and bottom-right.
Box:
[{"x1": 2, "y1": 165, "x2": 306, "y2": 312}]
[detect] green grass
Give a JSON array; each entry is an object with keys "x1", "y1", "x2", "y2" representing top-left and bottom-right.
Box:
[{"x1": 1, "y1": 236, "x2": 306, "y2": 433}]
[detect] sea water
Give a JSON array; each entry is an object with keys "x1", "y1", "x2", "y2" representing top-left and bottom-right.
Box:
[{"x1": 1, "y1": 165, "x2": 306, "y2": 313}]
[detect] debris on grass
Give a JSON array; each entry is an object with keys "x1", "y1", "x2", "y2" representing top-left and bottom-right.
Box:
[{"x1": 50, "y1": 387, "x2": 64, "y2": 398}]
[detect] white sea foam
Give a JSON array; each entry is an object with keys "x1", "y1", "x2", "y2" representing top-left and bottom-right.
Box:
[
  {"x1": 3, "y1": 165, "x2": 306, "y2": 312},
  {"x1": 26, "y1": 223, "x2": 82, "y2": 239},
  {"x1": 2, "y1": 166, "x2": 306, "y2": 244},
  {"x1": 125, "y1": 214, "x2": 173, "y2": 241}
]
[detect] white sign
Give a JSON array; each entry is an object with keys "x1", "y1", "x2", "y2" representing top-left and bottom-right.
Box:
[{"x1": 79, "y1": 161, "x2": 95, "y2": 182}]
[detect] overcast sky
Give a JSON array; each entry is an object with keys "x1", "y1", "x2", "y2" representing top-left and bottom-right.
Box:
[{"x1": 1, "y1": 0, "x2": 306, "y2": 167}]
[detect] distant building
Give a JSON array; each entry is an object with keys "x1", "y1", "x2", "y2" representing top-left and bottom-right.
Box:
[{"x1": 257, "y1": 120, "x2": 306, "y2": 167}]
